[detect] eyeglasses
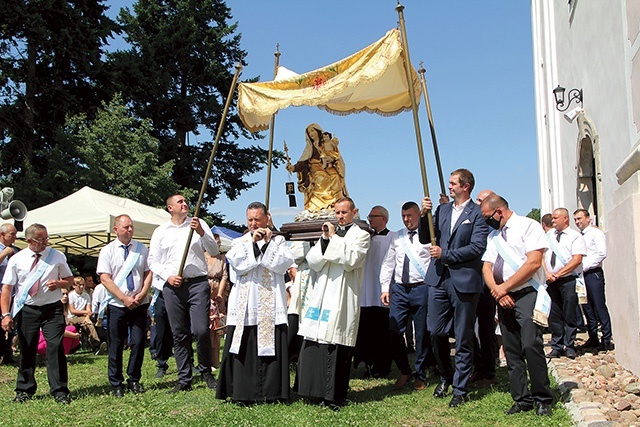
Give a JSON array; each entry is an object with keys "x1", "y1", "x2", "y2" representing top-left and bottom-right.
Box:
[
  {"x1": 30, "y1": 236, "x2": 50, "y2": 244},
  {"x1": 483, "y1": 209, "x2": 498, "y2": 221}
]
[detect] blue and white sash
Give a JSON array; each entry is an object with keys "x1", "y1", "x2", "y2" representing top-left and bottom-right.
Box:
[
  {"x1": 494, "y1": 233, "x2": 551, "y2": 327},
  {"x1": 98, "y1": 241, "x2": 142, "y2": 318},
  {"x1": 398, "y1": 229, "x2": 427, "y2": 280},
  {"x1": 546, "y1": 233, "x2": 587, "y2": 304},
  {"x1": 12, "y1": 249, "x2": 56, "y2": 317}
]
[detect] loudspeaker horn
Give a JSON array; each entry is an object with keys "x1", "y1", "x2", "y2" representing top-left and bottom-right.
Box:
[{"x1": 1, "y1": 200, "x2": 27, "y2": 221}]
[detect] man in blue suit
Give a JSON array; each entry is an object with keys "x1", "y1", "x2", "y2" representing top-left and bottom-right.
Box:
[{"x1": 419, "y1": 168, "x2": 489, "y2": 407}]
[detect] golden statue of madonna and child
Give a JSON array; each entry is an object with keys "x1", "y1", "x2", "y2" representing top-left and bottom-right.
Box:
[{"x1": 285, "y1": 123, "x2": 351, "y2": 222}]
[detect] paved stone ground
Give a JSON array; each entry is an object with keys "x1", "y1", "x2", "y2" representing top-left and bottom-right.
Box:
[{"x1": 547, "y1": 333, "x2": 640, "y2": 427}]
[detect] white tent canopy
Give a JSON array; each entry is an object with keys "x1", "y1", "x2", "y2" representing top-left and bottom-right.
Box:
[{"x1": 17, "y1": 186, "x2": 170, "y2": 256}]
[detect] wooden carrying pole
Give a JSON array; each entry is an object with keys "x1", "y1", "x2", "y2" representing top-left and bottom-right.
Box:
[
  {"x1": 419, "y1": 63, "x2": 446, "y2": 195},
  {"x1": 396, "y1": 2, "x2": 436, "y2": 245},
  {"x1": 178, "y1": 63, "x2": 243, "y2": 275},
  {"x1": 264, "y1": 44, "x2": 281, "y2": 209}
]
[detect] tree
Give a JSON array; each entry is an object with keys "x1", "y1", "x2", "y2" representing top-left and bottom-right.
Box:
[
  {"x1": 0, "y1": 0, "x2": 118, "y2": 207},
  {"x1": 64, "y1": 93, "x2": 188, "y2": 206},
  {"x1": 107, "y1": 0, "x2": 280, "y2": 208},
  {"x1": 526, "y1": 208, "x2": 541, "y2": 222}
]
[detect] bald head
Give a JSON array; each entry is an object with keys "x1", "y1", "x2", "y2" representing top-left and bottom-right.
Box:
[
  {"x1": 552, "y1": 208, "x2": 570, "y2": 232},
  {"x1": 475, "y1": 189, "x2": 495, "y2": 205},
  {"x1": 0, "y1": 223, "x2": 17, "y2": 245}
]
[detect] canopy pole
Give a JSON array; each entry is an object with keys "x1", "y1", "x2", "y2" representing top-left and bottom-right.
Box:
[
  {"x1": 178, "y1": 63, "x2": 243, "y2": 275},
  {"x1": 264, "y1": 44, "x2": 281, "y2": 210},
  {"x1": 418, "y1": 63, "x2": 446, "y2": 195},
  {"x1": 396, "y1": 2, "x2": 436, "y2": 245}
]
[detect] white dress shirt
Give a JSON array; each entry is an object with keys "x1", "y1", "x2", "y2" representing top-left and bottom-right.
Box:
[
  {"x1": 581, "y1": 226, "x2": 606, "y2": 272},
  {"x1": 379, "y1": 228, "x2": 431, "y2": 293},
  {"x1": 544, "y1": 227, "x2": 586, "y2": 276},
  {"x1": 148, "y1": 217, "x2": 218, "y2": 281}
]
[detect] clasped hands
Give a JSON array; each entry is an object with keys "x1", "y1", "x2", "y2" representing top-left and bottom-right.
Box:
[{"x1": 491, "y1": 283, "x2": 515, "y2": 309}]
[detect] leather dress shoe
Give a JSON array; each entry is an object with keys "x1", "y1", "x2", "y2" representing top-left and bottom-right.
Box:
[
  {"x1": 12, "y1": 392, "x2": 32, "y2": 403},
  {"x1": 54, "y1": 393, "x2": 72, "y2": 404},
  {"x1": 598, "y1": 342, "x2": 614, "y2": 352},
  {"x1": 155, "y1": 366, "x2": 167, "y2": 378},
  {"x1": 535, "y1": 402, "x2": 552, "y2": 416},
  {"x1": 580, "y1": 338, "x2": 600, "y2": 349},
  {"x1": 449, "y1": 394, "x2": 468, "y2": 408},
  {"x1": 202, "y1": 372, "x2": 217, "y2": 390},
  {"x1": 546, "y1": 349, "x2": 563, "y2": 358},
  {"x1": 166, "y1": 382, "x2": 192, "y2": 394},
  {"x1": 394, "y1": 374, "x2": 412, "y2": 389},
  {"x1": 433, "y1": 379, "x2": 450, "y2": 398},
  {"x1": 505, "y1": 402, "x2": 534, "y2": 415},
  {"x1": 128, "y1": 381, "x2": 144, "y2": 394},
  {"x1": 565, "y1": 348, "x2": 577, "y2": 359},
  {"x1": 112, "y1": 387, "x2": 125, "y2": 398},
  {"x1": 413, "y1": 379, "x2": 426, "y2": 391}
]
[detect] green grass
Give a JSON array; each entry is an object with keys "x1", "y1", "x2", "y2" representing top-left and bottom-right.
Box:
[{"x1": 0, "y1": 348, "x2": 573, "y2": 427}]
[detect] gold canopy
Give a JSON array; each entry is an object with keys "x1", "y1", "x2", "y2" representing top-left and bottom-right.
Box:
[{"x1": 238, "y1": 29, "x2": 422, "y2": 132}]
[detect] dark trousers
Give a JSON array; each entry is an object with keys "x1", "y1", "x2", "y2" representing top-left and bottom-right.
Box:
[
  {"x1": 107, "y1": 303, "x2": 149, "y2": 388},
  {"x1": 287, "y1": 313, "x2": 302, "y2": 364},
  {"x1": 473, "y1": 286, "x2": 497, "y2": 378},
  {"x1": 163, "y1": 278, "x2": 211, "y2": 385},
  {"x1": 499, "y1": 288, "x2": 553, "y2": 406},
  {"x1": 354, "y1": 306, "x2": 392, "y2": 377},
  {"x1": 389, "y1": 282, "x2": 431, "y2": 380},
  {"x1": 582, "y1": 268, "x2": 612, "y2": 344},
  {"x1": 547, "y1": 277, "x2": 578, "y2": 351},
  {"x1": 428, "y1": 275, "x2": 479, "y2": 396},
  {"x1": 151, "y1": 292, "x2": 173, "y2": 369},
  {"x1": 15, "y1": 302, "x2": 68, "y2": 396}
]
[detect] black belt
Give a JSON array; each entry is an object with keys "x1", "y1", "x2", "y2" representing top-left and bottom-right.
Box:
[
  {"x1": 510, "y1": 286, "x2": 536, "y2": 297},
  {"x1": 584, "y1": 267, "x2": 603, "y2": 275},
  {"x1": 401, "y1": 282, "x2": 424, "y2": 288},
  {"x1": 182, "y1": 275, "x2": 207, "y2": 285}
]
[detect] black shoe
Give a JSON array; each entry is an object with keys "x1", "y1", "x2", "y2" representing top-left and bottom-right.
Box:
[
  {"x1": 546, "y1": 349, "x2": 563, "y2": 358},
  {"x1": 505, "y1": 402, "x2": 534, "y2": 415},
  {"x1": 166, "y1": 382, "x2": 192, "y2": 394},
  {"x1": 54, "y1": 393, "x2": 71, "y2": 404},
  {"x1": 12, "y1": 392, "x2": 32, "y2": 403},
  {"x1": 598, "y1": 342, "x2": 614, "y2": 352},
  {"x1": 201, "y1": 372, "x2": 217, "y2": 390},
  {"x1": 433, "y1": 379, "x2": 450, "y2": 398},
  {"x1": 565, "y1": 348, "x2": 577, "y2": 359},
  {"x1": 2, "y1": 355, "x2": 17, "y2": 365},
  {"x1": 535, "y1": 402, "x2": 552, "y2": 416},
  {"x1": 580, "y1": 338, "x2": 600, "y2": 349},
  {"x1": 112, "y1": 387, "x2": 125, "y2": 398},
  {"x1": 449, "y1": 394, "x2": 468, "y2": 408},
  {"x1": 128, "y1": 381, "x2": 144, "y2": 394},
  {"x1": 155, "y1": 366, "x2": 167, "y2": 378}
]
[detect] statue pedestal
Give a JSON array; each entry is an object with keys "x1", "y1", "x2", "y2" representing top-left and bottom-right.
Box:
[{"x1": 280, "y1": 219, "x2": 370, "y2": 241}]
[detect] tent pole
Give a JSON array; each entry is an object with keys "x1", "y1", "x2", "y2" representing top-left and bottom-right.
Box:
[
  {"x1": 418, "y1": 63, "x2": 446, "y2": 195},
  {"x1": 396, "y1": 2, "x2": 436, "y2": 245},
  {"x1": 264, "y1": 45, "x2": 281, "y2": 210},
  {"x1": 178, "y1": 63, "x2": 243, "y2": 275}
]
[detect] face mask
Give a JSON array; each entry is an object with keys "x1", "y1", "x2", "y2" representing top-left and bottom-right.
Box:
[{"x1": 485, "y1": 211, "x2": 501, "y2": 230}]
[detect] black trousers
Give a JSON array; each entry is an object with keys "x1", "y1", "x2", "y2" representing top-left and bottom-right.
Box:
[
  {"x1": 582, "y1": 268, "x2": 612, "y2": 344},
  {"x1": 15, "y1": 302, "x2": 68, "y2": 396},
  {"x1": 499, "y1": 288, "x2": 553, "y2": 406},
  {"x1": 547, "y1": 277, "x2": 578, "y2": 351},
  {"x1": 163, "y1": 278, "x2": 212, "y2": 385},
  {"x1": 354, "y1": 306, "x2": 392, "y2": 378},
  {"x1": 473, "y1": 286, "x2": 497, "y2": 378},
  {"x1": 107, "y1": 303, "x2": 149, "y2": 388},
  {"x1": 151, "y1": 292, "x2": 173, "y2": 369}
]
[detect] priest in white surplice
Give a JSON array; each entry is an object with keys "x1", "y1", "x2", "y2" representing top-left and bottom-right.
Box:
[
  {"x1": 297, "y1": 197, "x2": 370, "y2": 407},
  {"x1": 216, "y1": 202, "x2": 294, "y2": 403}
]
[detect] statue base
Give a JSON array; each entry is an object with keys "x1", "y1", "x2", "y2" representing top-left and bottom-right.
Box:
[{"x1": 280, "y1": 218, "x2": 370, "y2": 241}]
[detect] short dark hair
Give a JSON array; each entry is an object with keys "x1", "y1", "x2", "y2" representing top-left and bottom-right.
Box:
[
  {"x1": 573, "y1": 208, "x2": 590, "y2": 217},
  {"x1": 334, "y1": 197, "x2": 355, "y2": 210},
  {"x1": 246, "y1": 201, "x2": 268, "y2": 216},
  {"x1": 401, "y1": 201, "x2": 419, "y2": 212},
  {"x1": 541, "y1": 213, "x2": 553, "y2": 227},
  {"x1": 451, "y1": 168, "x2": 475, "y2": 192},
  {"x1": 480, "y1": 194, "x2": 508, "y2": 210}
]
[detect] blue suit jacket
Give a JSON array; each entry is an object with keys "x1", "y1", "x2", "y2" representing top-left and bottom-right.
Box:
[{"x1": 419, "y1": 200, "x2": 489, "y2": 293}]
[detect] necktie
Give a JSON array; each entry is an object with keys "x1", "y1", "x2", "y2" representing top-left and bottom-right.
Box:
[
  {"x1": 494, "y1": 227, "x2": 507, "y2": 283},
  {"x1": 550, "y1": 231, "x2": 562, "y2": 268},
  {"x1": 401, "y1": 231, "x2": 416, "y2": 284},
  {"x1": 122, "y1": 245, "x2": 135, "y2": 291},
  {"x1": 28, "y1": 253, "x2": 42, "y2": 297}
]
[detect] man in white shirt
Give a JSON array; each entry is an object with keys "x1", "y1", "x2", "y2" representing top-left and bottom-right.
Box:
[
  {"x1": 97, "y1": 214, "x2": 152, "y2": 397},
  {"x1": 380, "y1": 201, "x2": 432, "y2": 391},
  {"x1": 573, "y1": 209, "x2": 612, "y2": 351},
  {"x1": 544, "y1": 208, "x2": 586, "y2": 359},
  {"x1": 148, "y1": 194, "x2": 219, "y2": 393},
  {"x1": 0, "y1": 223, "x2": 73, "y2": 404},
  {"x1": 0, "y1": 223, "x2": 19, "y2": 364},
  {"x1": 216, "y1": 202, "x2": 294, "y2": 402},
  {"x1": 481, "y1": 194, "x2": 553, "y2": 416}
]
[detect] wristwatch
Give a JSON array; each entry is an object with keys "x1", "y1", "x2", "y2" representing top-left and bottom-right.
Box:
[{"x1": 1, "y1": 313, "x2": 11, "y2": 319}]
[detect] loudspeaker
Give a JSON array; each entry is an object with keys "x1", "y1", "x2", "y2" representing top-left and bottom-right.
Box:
[{"x1": 1, "y1": 200, "x2": 27, "y2": 221}]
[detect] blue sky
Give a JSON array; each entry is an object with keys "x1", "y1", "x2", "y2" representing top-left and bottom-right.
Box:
[{"x1": 107, "y1": 1, "x2": 538, "y2": 231}]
